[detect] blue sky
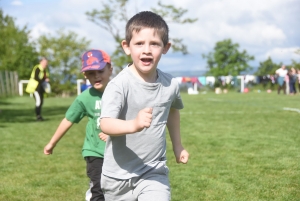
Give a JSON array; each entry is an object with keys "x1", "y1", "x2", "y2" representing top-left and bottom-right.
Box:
[{"x1": 1, "y1": 0, "x2": 300, "y2": 73}]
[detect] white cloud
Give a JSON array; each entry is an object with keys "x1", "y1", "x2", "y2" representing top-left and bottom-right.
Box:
[
  {"x1": 264, "y1": 47, "x2": 300, "y2": 64},
  {"x1": 176, "y1": 1, "x2": 287, "y2": 44},
  {"x1": 260, "y1": 25, "x2": 286, "y2": 42},
  {"x1": 30, "y1": 23, "x2": 54, "y2": 40},
  {"x1": 11, "y1": 0, "x2": 23, "y2": 6},
  {"x1": 163, "y1": 0, "x2": 298, "y2": 69}
]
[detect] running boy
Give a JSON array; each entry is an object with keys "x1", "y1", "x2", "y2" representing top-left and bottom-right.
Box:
[
  {"x1": 44, "y1": 49, "x2": 112, "y2": 201},
  {"x1": 100, "y1": 11, "x2": 189, "y2": 201}
]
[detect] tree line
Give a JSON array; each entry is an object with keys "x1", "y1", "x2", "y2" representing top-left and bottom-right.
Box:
[{"x1": 1, "y1": 0, "x2": 299, "y2": 95}]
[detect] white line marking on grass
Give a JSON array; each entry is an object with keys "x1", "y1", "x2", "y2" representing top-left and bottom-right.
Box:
[
  {"x1": 181, "y1": 111, "x2": 272, "y2": 115},
  {"x1": 283, "y1": 107, "x2": 300, "y2": 113}
]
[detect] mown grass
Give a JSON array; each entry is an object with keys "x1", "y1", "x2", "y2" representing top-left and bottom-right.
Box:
[{"x1": 0, "y1": 91, "x2": 299, "y2": 201}]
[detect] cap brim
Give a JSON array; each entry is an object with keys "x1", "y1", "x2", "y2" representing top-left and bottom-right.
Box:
[{"x1": 81, "y1": 62, "x2": 107, "y2": 72}]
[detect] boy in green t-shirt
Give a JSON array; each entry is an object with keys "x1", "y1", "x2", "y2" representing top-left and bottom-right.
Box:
[{"x1": 44, "y1": 49, "x2": 112, "y2": 201}]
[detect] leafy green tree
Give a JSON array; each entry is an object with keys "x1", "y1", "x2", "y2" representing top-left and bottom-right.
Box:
[
  {"x1": 255, "y1": 57, "x2": 281, "y2": 76},
  {"x1": 85, "y1": 0, "x2": 197, "y2": 71},
  {"x1": 291, "y1": 60, "x2": 300, "y2": 70},
  {"x1": 0, "y1": 9, "x2": 39, "y2": 79},
  {"x1": 38, "y1": 29, "x2": 90, "y2": 95},
  {"x1": 203, "y1": 39, "x2": 254, "y2": 77},
  {"x1": 292, "y1": 49, "x2": 300, "y2": 70}
]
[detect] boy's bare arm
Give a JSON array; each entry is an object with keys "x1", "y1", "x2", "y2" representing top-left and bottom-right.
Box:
[
  {"x1": 44, "y1": 118, "x2": 73, "y2": 155},
  {"x1": 100, "y1": 108, "x2": 153, "y2": 136},
  {"x1": 167, "y1": 108, "x2": 189, "y2": 164}
]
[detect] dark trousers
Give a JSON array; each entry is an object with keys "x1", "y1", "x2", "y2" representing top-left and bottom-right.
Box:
[
  {"x1": 33, "y1": 90, "x2": 44, "y2": 117},
  {"x1": 289, "y1": 81, "x2": 296, "y2": 94},
  {"x1": 85, "y1": 157, "x2": 104, "y2": 201},
  {"x1": 277, "y1": 82, "x2": 286, "y2": 94}
]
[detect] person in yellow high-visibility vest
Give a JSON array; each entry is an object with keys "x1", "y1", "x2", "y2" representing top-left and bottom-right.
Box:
[{"x1": 26, "y1": 57, "x2": 49, "y2": 121}]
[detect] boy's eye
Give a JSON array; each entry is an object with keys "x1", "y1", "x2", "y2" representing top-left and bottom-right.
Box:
[
  {"x1": 87, "y1": 72, "x2": 95, "y2": 75},
  {"x1": 151, "y1": 42, "x2": 160, "y2": 47}
]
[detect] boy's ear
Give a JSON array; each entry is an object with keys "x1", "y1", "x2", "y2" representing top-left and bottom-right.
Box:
[
  {"x1": 163, "y1": 42, "x2": 171, "y2": 54},
  {"x1": 82, "y1": 72, "x2": 87, "y2": 78},
  {"x1": 121, "y1": 40, "x2": 131, "y2": 55}
]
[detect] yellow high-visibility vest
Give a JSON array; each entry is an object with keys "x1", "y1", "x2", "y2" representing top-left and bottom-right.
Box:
[{"x1": 25, "y1": 64, "x2": 49, "y2": 93}]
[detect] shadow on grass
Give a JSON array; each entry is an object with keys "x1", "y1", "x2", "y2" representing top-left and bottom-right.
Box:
[
  {"x1": 0, "y1": 101, "x2": 12, "y2": 106},
  {"x1": 0, "y1": 106, "x2": 69, "y2": 123}
]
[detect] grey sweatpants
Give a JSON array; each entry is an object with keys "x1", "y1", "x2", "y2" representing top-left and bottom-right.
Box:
[{"x1": 101, "y1": 162, "x2": 170, "y2": 201}]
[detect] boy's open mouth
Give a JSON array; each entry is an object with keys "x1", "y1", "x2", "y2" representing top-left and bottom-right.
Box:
[{"x1": 141, "y1": 58, "x2": 152, "y2": 64}]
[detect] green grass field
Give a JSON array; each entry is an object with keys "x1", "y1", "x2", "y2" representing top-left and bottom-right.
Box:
[{"x1": 0, "y1": 91, "x2": 299, "y2": 201}]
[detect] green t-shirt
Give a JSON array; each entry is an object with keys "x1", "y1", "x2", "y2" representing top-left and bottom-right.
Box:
[{"x1": 66, "y1": 87, "x2": 105, "y2": 158}]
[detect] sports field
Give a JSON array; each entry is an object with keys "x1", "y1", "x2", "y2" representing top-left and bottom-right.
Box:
[{"x1": 0, "y1": 92, "x2": 299, "y2": 201}]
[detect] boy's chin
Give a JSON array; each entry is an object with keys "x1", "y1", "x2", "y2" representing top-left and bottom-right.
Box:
[{"x1": 93, "y1": 84, "x2": 105, "y2": 91}]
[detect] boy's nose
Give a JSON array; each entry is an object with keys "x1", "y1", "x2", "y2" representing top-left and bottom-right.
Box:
[
  {"x1": 143, "y1": 45, "x2": 151, "y2": 53},
  {"x1": 95, "y1": 71, "x2": 102, "y2": 77}
]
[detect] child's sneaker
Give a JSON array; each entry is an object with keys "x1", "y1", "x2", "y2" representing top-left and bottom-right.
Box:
[{"x1": 36, "y1": 116, "x2": 44, "y2": 121}]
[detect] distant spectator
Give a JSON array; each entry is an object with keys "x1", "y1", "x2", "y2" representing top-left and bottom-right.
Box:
[
  {"x1": 275, "y1": 65, "x2": 288, "y2": 94},
  {"x1": 297, "y1": 69, "x2": 300, "y2": 93},
  {"x1": 288, "y1": 67, "x2": 297, "y2": 95},
  {"x1": 81, "y1": 78, "x2": 89, "y2": 92},
  {"x1": 285, "y1": 73, "x2": 290, "y2": 94},
  {"x1": 25, "y1": 57, "x2": 50, "y2": 121}
]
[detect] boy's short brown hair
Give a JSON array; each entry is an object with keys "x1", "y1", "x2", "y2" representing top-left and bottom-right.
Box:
[{"x1": 125, "y1": 11, "x2": 169, "y2": 46}]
